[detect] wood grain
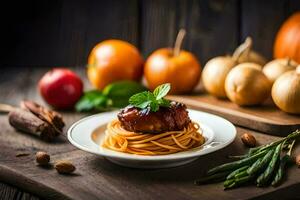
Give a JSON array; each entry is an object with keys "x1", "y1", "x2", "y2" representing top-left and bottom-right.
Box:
[
  {"x1": 0, "y1": 67, "x2": 300, "y2": 200},
  {"x1": 0, "y1": 183, "x2": 39, "y2": 200},
  {"x1": 168, "y1": 94, "x2": 300, "y2": 136},
  {"x1": 2, "y1": 1, "x2": 300, "y2": 67}
]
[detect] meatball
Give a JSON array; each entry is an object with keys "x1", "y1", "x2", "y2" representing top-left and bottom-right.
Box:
[{"x1": 117, "y1": 101, "x2": 191, "y2": 134}]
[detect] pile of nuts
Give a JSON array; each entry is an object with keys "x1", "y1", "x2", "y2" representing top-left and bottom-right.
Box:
[{"x1": 36, "y1": 151, "x2": 76, "y2": 174}]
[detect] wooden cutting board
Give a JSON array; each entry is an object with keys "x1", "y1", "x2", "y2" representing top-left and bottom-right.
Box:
[
  {"x1": 168, "y1": 94, "x2": 300, "y2": 136},
  {"x1": 0, "y1": 67, "x2": 300, "y2": 200},
  {"x1": 1, "y1": 114, "x2": 300, "y2": 200}
]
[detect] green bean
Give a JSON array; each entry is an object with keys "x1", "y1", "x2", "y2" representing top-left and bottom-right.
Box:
[
  {"x1": 247, "y1": 158, "x2": 262, "y2": 175},
  {"x1": 257, "y1": 144, "x2": 282, "y2": 187},
  {"x1": 247, "y1": 149, "x2": 275, "y2": 176},
  {"x1": 229, "y1": 146, "x2": 263, "y2": 159},
  {"x1": 207, "y1": 150, "x2": 268, "y2": 175},
  {"x1": 224, "y1": 175, "x2": 252, "y2": 189},
  {"x1": 258, "y1": 130, "x2": 300, "y2": 153},
  {"x1": 194, "y1": 171, "x2": 229, "y2": 185},
  {"x1": 271, "y1": 155, "x2": 289, "y2": 186},
  {"x1": 226, "y1": 165, "x2": 249, "y2": 180},
  {"x1": 272, "y1": 140, "x2": 296, "y2": 187},
  {"x1": 248, "y1": 146, "x2": 262, "y2": 156},
  {"x1": 224, "y1": 179, "x2": 235, "y2": 187},
  {"x1": 234, "y1": 170, "x2": 249, "y2": 178},
  {"x1": 228, "y1": 130, "x2": 300, "y2": 160}
]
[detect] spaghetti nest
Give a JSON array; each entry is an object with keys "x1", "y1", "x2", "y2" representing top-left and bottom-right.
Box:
[{"x1": 102, "y1": 119, "x2": 205, "y2": 155}]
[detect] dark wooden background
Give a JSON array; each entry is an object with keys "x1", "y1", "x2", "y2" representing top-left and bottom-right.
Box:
[{"x1": 0, "y1": 0, "x2": 300, "y2": 68}]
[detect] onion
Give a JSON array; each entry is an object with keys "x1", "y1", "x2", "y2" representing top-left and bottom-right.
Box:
[
  {"x1": 236, "y1": 50, "x2": 267, "y2": 66},
  {"x1": 232, "y1": 37, "x2": 267, "y2": 66},
  {"x1": 202, "y1": 56, "x2": 236, "y2": 98},
  {"x1": 225, "y1": 63, "x2": 271, "y2": 106},
  {"x1": 263, "y1": 58, "x2": 298, "y2": 84},
  {"x1": 202, "y1": 37, "x2": 266, "y2": 98},
  {"x1": 271, "y1": 66, "x2": 300, "y2": 114}
]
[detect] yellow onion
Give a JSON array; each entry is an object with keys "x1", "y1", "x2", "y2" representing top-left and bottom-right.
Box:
[
  {"x1": 233, "y1": 37, "x2": 267, "y2": 66},
  {"x1": 236, "y1": 50, "x2": 267, "y2": 66},
  {"x1": 263, "y1": 58, "x2": 298, "y2": 84},
  {"x1": 202, "y1": 56, "x2": 237, "y2": 97},
  {"x1": 225, "y1": 63, "x2": 271, "y2": 106},
  {"x1": 202, "y1": 37, "x2": 265, "y2": 98},
  {"x1": 271, "y1": 67, "x2": 300, "y2": 114}
]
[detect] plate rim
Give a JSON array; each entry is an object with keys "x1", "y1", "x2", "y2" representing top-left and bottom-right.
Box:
[{"x1": 67, "y1": 109, "x2": 236, "y2": 161}]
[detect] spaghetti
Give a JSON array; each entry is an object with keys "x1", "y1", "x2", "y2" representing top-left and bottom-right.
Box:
[{"x1": 102, "y1": 119, "x2": 205, "y2": 155}]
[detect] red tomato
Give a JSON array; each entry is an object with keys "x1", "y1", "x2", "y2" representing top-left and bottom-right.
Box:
[{"x1": 39, "y1": 68, "x2": 83, "y2": 109}]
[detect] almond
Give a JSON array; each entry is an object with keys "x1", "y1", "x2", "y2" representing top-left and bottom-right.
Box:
[
  {"x1": 54, "y1": 160, "x2": 76, "y2": 174},
  {"x1": 36, "y1": 151, "x2": 50, "y2": 165},
  {"x1": 241, "y1": 133, "x2": 256, "y2": 147}
]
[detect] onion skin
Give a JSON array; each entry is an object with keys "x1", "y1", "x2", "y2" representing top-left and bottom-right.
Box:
[
  {"x1": 237, "y1": 50, "x2": 267, "y2": 66},
  {"x1": 202, "y1": 56, "x2": 236, "y2": 98},
  {"x1": 263, "y1": 58, "x2": 298, "y2": 84},
  {"x1": 225, "y1": 63, "x2": 271, "y2": 106},
  {"x1": 272, "y1": 69, "x2": 300, "y2": 114}
]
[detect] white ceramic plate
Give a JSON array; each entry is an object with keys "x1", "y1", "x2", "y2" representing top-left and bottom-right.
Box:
[{"x1": 68, "y1": 109, "x2": 236, "y2": 169}]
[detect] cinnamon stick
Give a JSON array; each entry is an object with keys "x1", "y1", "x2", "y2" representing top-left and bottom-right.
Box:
[{"x1": 8, "y1": 108, "x2": 58, "y2": 141}]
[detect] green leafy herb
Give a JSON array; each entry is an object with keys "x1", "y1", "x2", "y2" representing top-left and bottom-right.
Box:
[
  {"x1": 75, "y1": 90, "x2": 108, "y2": 112},
  {"x1": 129, "y1": 83, "x2": 171, "y2": 112},
  {"x1": 75, "y1": 81, "x2": 147, "y2": 112}
]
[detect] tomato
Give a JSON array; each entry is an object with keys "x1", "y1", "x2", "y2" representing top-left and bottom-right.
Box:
[{"x1": 39, "y1": 68, "x2": 83, "y2": 109}]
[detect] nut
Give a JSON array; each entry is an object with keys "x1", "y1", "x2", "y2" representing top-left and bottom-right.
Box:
[
  {"x1": 54, "y1": 160, "x2": 76, "y2": 174},
  {"x1": 35, "y1": 151, "x2": 50, "y2": 165},
  {"x1": 241, "y1": 133, "x2": 256, "y2": 147},
  {"x1": 296, "y1": 154, "x2": 300, "y2": 167}
]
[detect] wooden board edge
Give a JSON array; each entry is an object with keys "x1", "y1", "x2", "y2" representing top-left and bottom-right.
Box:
[{"x1": 0, "y1": 164, "x2": 71, "y2": 200}]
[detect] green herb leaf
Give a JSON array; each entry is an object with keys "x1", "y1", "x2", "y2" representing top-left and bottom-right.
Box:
[
  {"x1": 103, "y1": 81, "x2": 147, "y2": 107},
  {"x1": 157, "y1": 98, "x2": 171, "y2": 107},
  {"x1": 75, "y1": 90, "x2": 108, "y2": 112},
  {"x1": 129, "y1": 83, "x2": 171, "y2": 112},
  {"x1": 76, "y1": 81, "x2": 147, "y2": 112},
  {"x1": 153, "y1": 83, "x2": 171, "y2": 100}
]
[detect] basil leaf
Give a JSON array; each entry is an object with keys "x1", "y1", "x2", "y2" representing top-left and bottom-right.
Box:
[
  {"x1": 103, "y1": 81, "x2": 147, "y2": 99},
  {"x1": 157, "y1": 98, "x2": 171, "y2": 107},
  {"x1": 128, "y1": 84, "x2": 172, "y2": 112},
  {"x1": 153, "y1": 83, "x2": 171, "y2": 100},
  {"x1": 129, "y1": 91, "x2": 153, "y2": 108},
  {"x1": 150, "y1": 101, "x2": 159, "y2": 112},
  {"x1": 75, "y1": 90, "x2": 108, "y2": 112},
  {"x1": 103, "y1": 81, "x2": 147, "y2": 108}
]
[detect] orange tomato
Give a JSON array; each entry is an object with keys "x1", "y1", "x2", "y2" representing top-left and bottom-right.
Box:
[
  {"x1": 87, "y1": 40, "x2": 143, "y2": 89},
  {"x1": 144, "y1": 48, "x2": 201, "y2": 94}
]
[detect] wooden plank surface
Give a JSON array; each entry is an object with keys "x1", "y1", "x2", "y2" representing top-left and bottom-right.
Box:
[
  {"x1": 2, "y1": 1, "x2": 300, "y2": 67},
  {"x1": 0, "y1": 67, "x2": 300, "y2": 200},
  {"x1": 168, "y1": 94, "x2": 300, "y2": 136},
  {"x1": 0, "y1": 182, "x2": 39, "y2": 200},
  {"x1": 0, "y1": 0, "x2": 139, "y2": 67}
]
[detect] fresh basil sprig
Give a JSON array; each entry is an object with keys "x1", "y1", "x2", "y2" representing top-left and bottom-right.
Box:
[
  {"x1": 129, "y1": 83, "x2": 171, "y2": 112},
  {"x1": 75, "y1": 81, "x2": 147, "y2": 112}
]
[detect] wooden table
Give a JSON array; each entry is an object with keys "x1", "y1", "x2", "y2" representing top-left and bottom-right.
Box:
[{"x1": 0, "y1": 67, "x2": 299, "y2": 200}]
